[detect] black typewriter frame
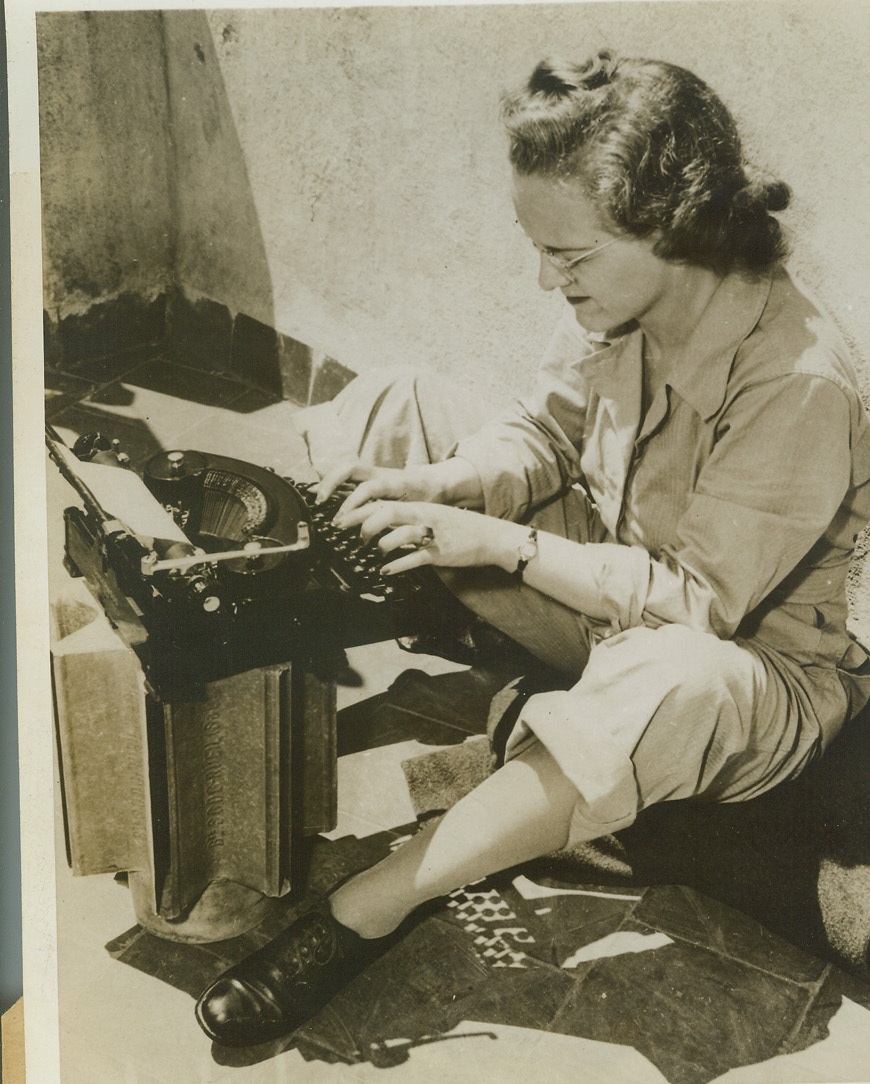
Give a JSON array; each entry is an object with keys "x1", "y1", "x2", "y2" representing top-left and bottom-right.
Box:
[{"x1": 57, "y1": 438, "x2": 426, "y2": 701}]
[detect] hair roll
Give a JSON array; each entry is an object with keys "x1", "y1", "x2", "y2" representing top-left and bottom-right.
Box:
[{"x1": 502, "y1": 51, "x2": 791, "y2": 275}]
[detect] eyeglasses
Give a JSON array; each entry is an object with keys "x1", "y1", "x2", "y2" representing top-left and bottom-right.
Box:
[{"x1": 535, "y1": 236, "x2": 620, "y2": 276}]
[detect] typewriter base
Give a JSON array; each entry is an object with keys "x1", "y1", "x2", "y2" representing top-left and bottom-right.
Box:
[
  {"x1": 128, "y1": 871, "x2": 289, "y2": 943},
  {"x1": 51, "y1": 572, "x2": 337, "y2": 943}
]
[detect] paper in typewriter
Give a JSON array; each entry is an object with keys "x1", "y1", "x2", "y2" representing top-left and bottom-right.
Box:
[{"x1": 52, "y1": 442, "x2": 190, "y2": 546}]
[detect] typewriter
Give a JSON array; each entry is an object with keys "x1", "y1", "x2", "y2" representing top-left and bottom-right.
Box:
[
  {"x1": 46, "y1": 424, "x2": 431, "y2": 934},
  {"x1": 46, "y1": 424, "x2": 424, "y2": 699}
]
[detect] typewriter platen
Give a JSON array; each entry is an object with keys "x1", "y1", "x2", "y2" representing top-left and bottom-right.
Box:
[{"x1": 46, "y1": 425, "x2": 422, "y2": 699}]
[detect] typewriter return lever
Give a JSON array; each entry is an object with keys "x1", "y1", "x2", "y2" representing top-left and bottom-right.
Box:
[{"x1": 140, "y1": 524, "x2": 311, "y2": 576}]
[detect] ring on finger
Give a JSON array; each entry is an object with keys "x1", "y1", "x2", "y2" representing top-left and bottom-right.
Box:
[{"x1": 413, "y1": 525, "x2": 436, "y2": 550}]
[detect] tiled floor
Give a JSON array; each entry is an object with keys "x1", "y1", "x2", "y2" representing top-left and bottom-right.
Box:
[{"x1": 45, "y1": 355, "x2": 870, "y2": 1083}]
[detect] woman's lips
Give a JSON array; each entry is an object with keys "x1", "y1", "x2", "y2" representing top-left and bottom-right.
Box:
[{"x1": 567, "y1": 296, "x2": 590, "y2": 305}]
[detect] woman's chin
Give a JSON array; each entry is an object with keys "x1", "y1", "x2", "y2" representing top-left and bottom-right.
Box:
[{"x1": 569, "y1": 301, "x2": 607, "y2": 331}]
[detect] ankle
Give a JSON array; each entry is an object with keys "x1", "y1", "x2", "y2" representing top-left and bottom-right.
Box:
[{"x1": 328, "y1": 871, "x2": 411, "y2": 940}]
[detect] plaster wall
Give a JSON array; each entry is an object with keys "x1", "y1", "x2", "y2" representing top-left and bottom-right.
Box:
[
  {"x1": 162, "y1": 1, "x2": 870, "y2": 407},
  {"x1": 37, "y1": 11, "x2": 173, "y2": 320}
]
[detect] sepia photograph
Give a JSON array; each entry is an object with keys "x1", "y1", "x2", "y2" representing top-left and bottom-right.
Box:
[{"x1": 9, "y1": 1, "x2": 870, "y2": 1081}]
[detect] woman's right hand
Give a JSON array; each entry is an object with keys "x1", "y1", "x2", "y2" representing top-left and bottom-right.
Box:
[{"x1": 315, "y1": 456, "x2": 484, "y2": 517}]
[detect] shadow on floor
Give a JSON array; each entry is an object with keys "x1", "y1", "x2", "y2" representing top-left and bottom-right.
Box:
[{"x1": 105, "y1": 668, "x2": 870, "y2": 1084}]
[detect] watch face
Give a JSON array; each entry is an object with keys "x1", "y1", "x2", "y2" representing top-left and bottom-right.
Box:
[{"x1": 518, "y1": 531, "x2": 538, "y2": 562}]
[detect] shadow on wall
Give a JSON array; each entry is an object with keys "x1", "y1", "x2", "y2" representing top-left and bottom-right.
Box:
[
  {"x1": 39, "y1": 10, "x2": 300, "y2": 401},
  {"x1": 162, "y1": 11, "x2": 283, "y2": 396}
]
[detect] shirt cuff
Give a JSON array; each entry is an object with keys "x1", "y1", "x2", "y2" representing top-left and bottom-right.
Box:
[{"x1": 581, "y1": 543, "x2": 652, "y2": 632}]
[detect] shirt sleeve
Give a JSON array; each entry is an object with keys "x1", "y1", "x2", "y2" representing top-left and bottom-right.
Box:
[
  {"x1": 453, "y1": 309, "x2": 598, "y2": 520},
  {"x1": 579, "y1": 372, "x2": 856, "y2": 638}
]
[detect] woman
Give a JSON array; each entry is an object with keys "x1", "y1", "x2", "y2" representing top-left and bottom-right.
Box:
[{"x1": 196, "y1": 50, "x2": 870, "y2": 1046}]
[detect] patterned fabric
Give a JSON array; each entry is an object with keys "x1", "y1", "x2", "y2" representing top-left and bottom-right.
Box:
[{"x1": 446, "y1": 884, "x2": 535, "y2": 969}]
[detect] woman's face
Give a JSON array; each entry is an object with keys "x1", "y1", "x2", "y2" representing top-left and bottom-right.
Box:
[{"x1": 512, "y1": 171, "x2": 672, "y2": 334}]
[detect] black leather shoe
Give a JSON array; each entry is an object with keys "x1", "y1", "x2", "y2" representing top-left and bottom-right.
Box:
[{"x1": 195, "y1": 899, "x2": 389, "y2": 1047}]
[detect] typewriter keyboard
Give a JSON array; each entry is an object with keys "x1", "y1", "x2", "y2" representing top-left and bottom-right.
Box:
[{"x1": 294, "y1": 480, "x2": 399, "y2": 600}]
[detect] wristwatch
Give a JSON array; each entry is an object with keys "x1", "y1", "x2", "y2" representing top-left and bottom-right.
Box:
[{"x1": 515, "y1": 528, "x2": 538, "y2": 580}]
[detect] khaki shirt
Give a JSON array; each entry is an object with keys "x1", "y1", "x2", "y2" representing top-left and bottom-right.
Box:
[{"x1": 455, "y1": 268, "x2": 870, "y2": 672}]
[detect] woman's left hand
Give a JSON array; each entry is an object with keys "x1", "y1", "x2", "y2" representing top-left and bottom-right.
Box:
[{"x1": 334, "y1": 499, "x2": 518, "y2": 575}]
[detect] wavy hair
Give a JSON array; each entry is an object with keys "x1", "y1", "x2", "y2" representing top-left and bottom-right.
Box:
[{"x1": 501, "y1": 51, "x2": 791, "y2": 275}]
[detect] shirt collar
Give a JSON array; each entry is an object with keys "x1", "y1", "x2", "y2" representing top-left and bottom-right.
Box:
[{"x1": 578, "y1": 270, "x2": 774, "y2": 420}]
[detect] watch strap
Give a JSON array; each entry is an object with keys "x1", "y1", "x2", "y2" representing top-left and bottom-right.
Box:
[{"x1": 515, "y1": 527, "x2": 538, "y2": 580}]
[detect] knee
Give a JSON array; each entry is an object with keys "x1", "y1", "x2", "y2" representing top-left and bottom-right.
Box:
[
  {"x1": 335, "y1": 365, "x2": 423, "y2": 414},
  {"x1": 355, "y1": 367, "x2": 454, "y2": 419}
]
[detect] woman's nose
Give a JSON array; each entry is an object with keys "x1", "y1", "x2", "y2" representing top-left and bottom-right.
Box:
[{"x1": 538, "y1": 253, "x2": 570, "y2": 292}]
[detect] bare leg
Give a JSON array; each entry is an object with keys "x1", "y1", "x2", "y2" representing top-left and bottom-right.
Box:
[
  {"x1": 329, "y1": 741, "x2": 581, "y2": 938},
  {"x1": 195, "y1": 740, "x2": 585, "y2": 1045}
]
